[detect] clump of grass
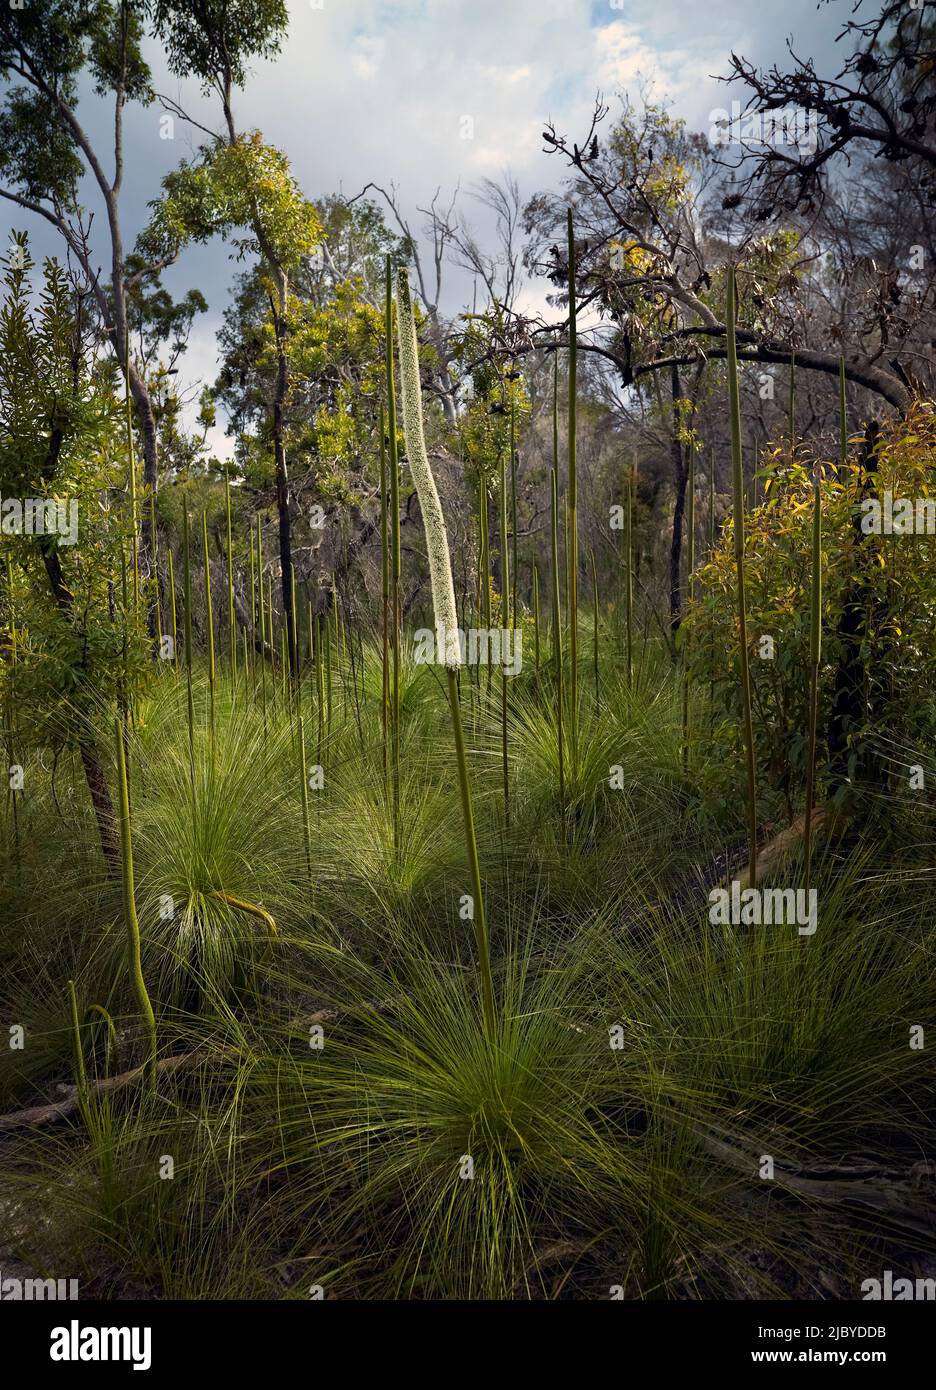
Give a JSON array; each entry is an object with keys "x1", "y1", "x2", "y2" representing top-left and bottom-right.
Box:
[
  {"x1": 238, "y1": 925, "x2": 640, "y2": 1299},
  {"x1": 127, "y1": 685, "x2": 300, "y2": 1009}
]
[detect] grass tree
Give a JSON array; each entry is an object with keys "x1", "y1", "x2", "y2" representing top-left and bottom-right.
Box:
[{"x1": 395, "y1": 268, "x2": 496, "y2": 1040}]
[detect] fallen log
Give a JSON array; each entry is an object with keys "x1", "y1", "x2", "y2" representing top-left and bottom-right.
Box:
[
  {"x1": 726, "y1": 806, "x2": 846, "y2": 890},
  {"x1": 696, "y1": 1123, "x2": 935, "y2": 1238},
  {"x1": 0, "y1": 1005, "x2": 353, "y2": 1135},
  {"x1": 0, "y1": 1047, "x2": 240, "y2": 1135}
]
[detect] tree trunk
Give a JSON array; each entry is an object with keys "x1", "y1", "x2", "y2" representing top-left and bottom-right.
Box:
[{"x1": 39, "y1": 543, "x2": 119, "y2": 872}]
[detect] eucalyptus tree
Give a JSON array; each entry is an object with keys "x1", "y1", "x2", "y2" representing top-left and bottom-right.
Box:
[
  {"x1": 0, "y1": 0, "x2": 295, "y2": 640},
  {"x1": 722, "y1": 0, "x2": 936, "y2": 212},
  {"x1": 145, "y1": 1, "x2": 322, "y2": 673},
  {"x1": 519, "y1": 98, "x2": 912, "y2": 412},
  {"x1": 213, "y1": 198, "x2": 402, "y2": 616}
]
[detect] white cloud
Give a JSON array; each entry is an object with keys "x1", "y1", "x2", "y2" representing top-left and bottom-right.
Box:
[
  {"x1": 0, "y1": 0, "x2": 841, "y2": 450},
  {"x1": 349, "y1": 35, "x2": 385, "y2": 80}
]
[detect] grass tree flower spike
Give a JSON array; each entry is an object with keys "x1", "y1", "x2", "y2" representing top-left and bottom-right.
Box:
[
  {"x1": 394, "y1": 268, "x2": 495, "y2": 1039},
  {"x1": 395, "y1": 269, "x2": 461, "y2": 672}
]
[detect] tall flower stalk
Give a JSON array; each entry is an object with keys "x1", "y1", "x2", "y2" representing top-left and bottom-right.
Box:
[
  {"x1": 385, "y1": 258, "x2": 401, "y2": 842},
  {"x1": 499, "y1": 438, "x2": 510, "y2": 825},
  {"x1": 566, "y1": 210, "x2": 579, "y2": 772},
  {"x1": 225, "y1": 472, "x2": 236, "y2": 685},
  {"x1": 726, "y1": 266, "x2": 758, "y2": 885},
  {"x1": 380, "y1": 404, "x2": 389, "y2": 782},
  {"x1": 114, "y1": 717, "x2": 156, "y2": 1086},
  {"x1": 395, "y1": 268, "x2": 495, "y2": 1040},
  {"x1": 625, "y1": 461, "x2": 634, "y2": 688},
  {"x1": 591, "y1": 548, "x2": 599, "y2": 714},
  {"x1": 803, "y1": 459, "x2": 822, "y2": 899},
  {"x1": 202, "y1": 511, "x2": 216, "y2": 741},
  {"x1": 682, "y1": 443, "x2": 695, "y2": 772},
  {"x1": 551, "y1": 465, "x2": 565, "y2": 818},
  {"x1": 182, "y1": 506, "x2": 195, "y2": 785}
]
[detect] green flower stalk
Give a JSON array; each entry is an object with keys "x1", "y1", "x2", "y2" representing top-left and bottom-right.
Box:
[
  {"x1": 480, "y1": 467, "x2": 492, "y2": 696},
  {"x1": 150, "y1": 489, "x2": 161, "y2": 648},
  {"x1": 297, "y1": 713, "x2": 313, "y2": 884},
  {"x1": 380, "y1": 403, "x2": 389, "y2": 782},
  {"x1": 551, "y1": 465, "x2": 565, "y2": 817},
  {"x1": 726, "y1": 266, "x2": 758, "y2": 887},
  {"x1": 67, "y1": 978, "x2": 88, "y2": 1106},
  {"x1": 395, "y1": 268, "x2": 495, "y2": 1039},
  {"x1": 567, "y1": 209, "x2": 579, "y2": 771},
  {"x1": 499, "y1": 440, "x2": 510, "y2": 823},
  {"x1": 510, "y1": 402, "x2": 518, "y2": 628},
  {"x1": 114, "y1": 717, "x2": 156, "y2": 1087},
  {"x1": 124, "y1": 326, "x2": 139, "y2": 614},
  {"x1": 591, "y1": 548, "x2": 599, "y2": 714},
  {"x1": 167, "y1": 547, "x2": 178, "y2": 669},
  {"x1": 803, "y1": 460, "x2": 822, "y2": 899},
  {"x1": 385, "y1": 258, "x2": 402, "y2": 841},
  {"x1": 248, "y1": 523, "x2": 257, "y2": 680},
  {"x1": 625, "y1": 461, "x2": 634, "y2": 689},
  {"x1": 290, "y1": 562, "x2": 300, "y2": 716},
  {"x1": 682, "y1": 443, "x2": 695, "y2": 772},
  {"x1": 225, "y1": 472, "x2": 236, "y2": 685},
  {"x1": 202, "y1": 511, "x2": 216, "y2": 740},
  {"x1": 839, "y1": 355, "x2": 848, "y2": 477},
  {"x1": 182, "y1": 506, "x2": 195, "y2": 781}
]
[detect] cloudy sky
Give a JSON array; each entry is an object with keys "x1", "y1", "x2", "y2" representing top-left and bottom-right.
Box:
[{"x1": 2, "y1": 0, "x2": 848, "y2": 455}]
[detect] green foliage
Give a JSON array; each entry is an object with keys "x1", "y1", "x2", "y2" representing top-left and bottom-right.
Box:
[
  {"x1": 688, "y1": 404, "x2": 936, "y2": 818},
  {"x1": 0, "y1": 1, "x2": 152, "y2": 202},
  {"x1": 0, "y1": 237, "x2": 151, "y2": 744},
  {"x1": 213, "y1": 202, "x2": 397, "y2": 496},
  {"x1": 152, "y1": 0, "x2": 288, "y2": 91},
  {"x1": 140, "y1": 133, "x2": 322, "y2": 270}
]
